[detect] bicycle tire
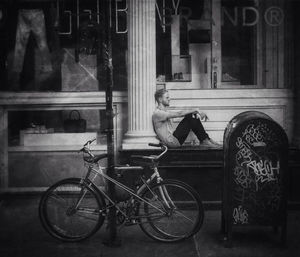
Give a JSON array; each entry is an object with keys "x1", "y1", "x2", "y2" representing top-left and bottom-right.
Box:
[
  {"x1": 140, "y1": 179, "x2": 204, "y2": 236},
  {"x1": 159, "y1": 179, "x2": 205, "y2": 235},
  {"x1": 39, "y1": 178, "x2": 105, "y2": 242},
  {"x1": 138, "y1": 180, "x2": 204, "y2": 243}
]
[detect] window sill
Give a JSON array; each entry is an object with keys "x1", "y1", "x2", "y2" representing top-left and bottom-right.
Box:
[{"x1": 8, "y1": 144, "x2": 107, "y2": 152}]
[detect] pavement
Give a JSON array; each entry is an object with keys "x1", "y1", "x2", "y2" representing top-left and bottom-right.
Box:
[{"x1": 0, "y1": 196, "x2": 300, "y2": 257}]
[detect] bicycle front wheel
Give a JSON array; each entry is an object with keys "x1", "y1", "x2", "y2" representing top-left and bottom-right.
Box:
[
  {"x1": 39, "y1": 178, "x2": 105, "y2": 242},
  {"x1": 138, "y1": 180, "x2": 204, "y2": 243}
]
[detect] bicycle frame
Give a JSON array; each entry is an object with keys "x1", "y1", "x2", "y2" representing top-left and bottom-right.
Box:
[
  {"x1": 81, "y1": 161, "x2": 171, "y2": 219},
  {"x1": 39, "y1": 140, "x2": 203, "y2": 243}
]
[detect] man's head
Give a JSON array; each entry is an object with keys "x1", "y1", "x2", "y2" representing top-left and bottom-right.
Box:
[{"x1": 154, "y1": 89, "x2": 170, "y2": 107}]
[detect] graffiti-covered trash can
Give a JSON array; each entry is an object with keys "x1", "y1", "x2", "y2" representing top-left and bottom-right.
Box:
[{"x1": 221, "y1": 111, "x2": 289, "y2": 247}]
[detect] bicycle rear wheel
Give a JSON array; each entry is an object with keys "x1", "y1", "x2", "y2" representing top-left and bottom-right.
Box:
[
  {"x1": 39, "y1": 178, "x2": 105, "y2": 242},
  {"x1": 138, "y1": 180, "x2": 204, "y2": 243}
]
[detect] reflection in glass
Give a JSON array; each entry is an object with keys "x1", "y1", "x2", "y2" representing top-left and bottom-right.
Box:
[{"x1": 221, "y1": 0, "x2": 257, "y2": 85}]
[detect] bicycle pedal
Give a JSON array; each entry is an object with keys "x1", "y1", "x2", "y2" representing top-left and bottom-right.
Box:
[{"x1": 125, "y1": 219, "x2": 138, "y2": 226}]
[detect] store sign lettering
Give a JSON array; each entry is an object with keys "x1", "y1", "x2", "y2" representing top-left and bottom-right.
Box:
[
  {"x1": 59, "y1": 0, "x2": 284, "y2": 36},
  {"x1": 223, "y1": 6, "x2": 284, "y2": 27},
  {"x1": 155, "y1": 4, "x2": 284, "y2": 28}
]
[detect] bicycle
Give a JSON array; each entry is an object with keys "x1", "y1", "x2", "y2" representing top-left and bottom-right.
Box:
[{"x1": 39, "y1": 139, "x2": 204, "y2": 243}]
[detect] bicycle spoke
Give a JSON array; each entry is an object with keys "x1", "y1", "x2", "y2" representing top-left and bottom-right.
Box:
[
  {"x1": 48, "y1": 193, "x2": 68, "y2": 205},
  {"x1": 76, "y1": 207, "x2": 102, "y2": 215},
  {"x1": 39, "y1": 179, "x2": 105, "y2": 242},
  {"x1": 72, "y1": 211, "x2": 100, "y2": 222},
  {"x1": 170, "y1": 209, "x2": 195, "y2": 224},
  {"x1": 138, "y1": 181, "x2": 204, "y2": 242}
]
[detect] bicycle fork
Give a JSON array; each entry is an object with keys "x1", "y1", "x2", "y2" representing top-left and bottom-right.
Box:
[{"x1": 141, "y1": 167, "x2": 176, "y2": 212}]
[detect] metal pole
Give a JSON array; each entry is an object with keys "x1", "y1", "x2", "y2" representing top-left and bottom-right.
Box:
[{"x1": 102, "y1": 0, "x2": 120, "y2": 247}]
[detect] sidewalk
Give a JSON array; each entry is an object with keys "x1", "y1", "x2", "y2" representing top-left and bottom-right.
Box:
[
  {"x1": 0, "y1": 197, "x2": 299, "y2": 257},
  {"x1": 195, "y1": 211, "x2": 300, "y2": 257}
]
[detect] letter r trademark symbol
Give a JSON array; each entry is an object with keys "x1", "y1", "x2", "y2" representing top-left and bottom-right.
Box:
[{"x1": 264, "y1": 6, "x2": 284, "y2": 26}]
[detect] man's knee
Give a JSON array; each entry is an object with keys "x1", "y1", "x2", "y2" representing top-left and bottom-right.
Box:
[
  {"x1": 185, "y1": 113, "x2": 204, "y2": 125},
  {"x1": 184, "y1": 113, "x2": 194, "y2": 120}
]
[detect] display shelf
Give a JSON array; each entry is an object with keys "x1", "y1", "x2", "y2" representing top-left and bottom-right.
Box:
[
  {"x1": 8, "y1": 144, "x2": 107, "y2": 152},
  {"x1": 0, "y1": 91, "x2": 127, "y2": 107},
  {"x1": 19, "y1": 132, "x2": 98, "y2": 146}
]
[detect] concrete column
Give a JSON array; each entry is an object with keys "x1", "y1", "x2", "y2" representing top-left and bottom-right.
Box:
[{"x1": 122, "y1": 0, "x2": 158, "y2": 149}]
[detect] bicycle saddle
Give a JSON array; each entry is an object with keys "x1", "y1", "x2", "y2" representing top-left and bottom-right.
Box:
[{"x1": 84, "y1": 153, "x2": 108, "y2": 163}]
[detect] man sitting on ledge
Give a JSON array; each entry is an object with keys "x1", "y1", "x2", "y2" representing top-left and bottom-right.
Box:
[{"x1": 152, "y1": 89, "x2": 222, "y2": 148}]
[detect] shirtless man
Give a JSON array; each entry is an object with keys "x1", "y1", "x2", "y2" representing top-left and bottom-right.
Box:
[{"x1": 152, "y1": 89, "x2": 221, "y2": 148}]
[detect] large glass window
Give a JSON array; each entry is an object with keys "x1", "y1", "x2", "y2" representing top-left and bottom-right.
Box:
[
  {"x1": 156, "y1": 0, "x2": 288, "y2": 89},
  {"x1": 155, "y1": 0, "x2": 202, "y2": 83},
  {"x1": 8, "y1": 109, "x2": 108, "y2": 150},
  {"x1": 0, "y1": 0, "x2": 127, "y2": 92},
  {"x1": 221, "y1": 0, "x2": 257, "y2": 86}
]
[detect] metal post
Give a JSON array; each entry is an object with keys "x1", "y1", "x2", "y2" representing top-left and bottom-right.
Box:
[{"x1": 102, "y1": 0, "x2": 120, "y2": 247}]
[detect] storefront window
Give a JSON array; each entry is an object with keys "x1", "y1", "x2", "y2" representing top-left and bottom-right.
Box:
[
  {"x1": 156, "y1": 0, "x2": 288, "y2": 89},
  {"x1": 8, "y1": 109, "x2": 107, "y2": 149},
  {"x1": 221, "y1": 0, "x2": 257, "y2": 86},
  {"x1": 156, "y1": 0, "x2": 203, "y2": 83},
  {"x1": 0, "y1": 0, "x2": 127, "y2": 92}
]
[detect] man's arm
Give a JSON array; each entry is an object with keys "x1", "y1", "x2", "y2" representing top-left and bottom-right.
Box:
[
  {"x1": 166, "y1": 109, "x2": 197, "y2": 119},
  {"x1": 154, "y1": 109, "x2": 208, "y2": 121},
  {"x1": 167, "y1": 109, "x2": 208, "y2": 120}
]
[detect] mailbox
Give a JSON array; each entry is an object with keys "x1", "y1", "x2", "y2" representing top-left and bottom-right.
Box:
[{"x1": 222, "y1": 111, "x2": 289, "y2": 247}]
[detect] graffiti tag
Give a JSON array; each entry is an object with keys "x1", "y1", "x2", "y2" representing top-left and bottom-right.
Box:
[
  {"x1": 233, "y1": 205, "x2": 249, "y2": 224},
  {"x1": 247, "y1": 160, "x2": 280, "y2": 191}
]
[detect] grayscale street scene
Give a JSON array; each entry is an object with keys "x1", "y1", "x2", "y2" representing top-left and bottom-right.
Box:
[{"x1": 0, "y1": 0, "x2": 300, "y2": 256}]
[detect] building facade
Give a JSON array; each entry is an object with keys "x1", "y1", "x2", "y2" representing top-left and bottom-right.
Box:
[{"x1": 0, "y1": 0, "x2": 299, "y2": 193}]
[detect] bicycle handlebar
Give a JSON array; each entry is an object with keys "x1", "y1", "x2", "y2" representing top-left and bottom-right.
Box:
[
  {"x1": 79, "y1": 138, "x2": 96, "y2": 158},
  {"x1": 84, "y1": 138, "x2": 96, "y2": 147},
  {"x1": 148, "y1": 142, "x2": 168, "y2": 160},
  {"x1": 79, "y1": 139, "x2": 168, "y2": 161}
]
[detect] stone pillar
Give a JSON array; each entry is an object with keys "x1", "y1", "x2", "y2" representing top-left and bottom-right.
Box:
[{"x1": 122, "y1": 0, "x2": 158, "y2": 149}]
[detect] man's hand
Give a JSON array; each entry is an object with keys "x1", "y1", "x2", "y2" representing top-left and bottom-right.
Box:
[{"x1": 193, "y1": 111, "x2": 208, "y2": 121}]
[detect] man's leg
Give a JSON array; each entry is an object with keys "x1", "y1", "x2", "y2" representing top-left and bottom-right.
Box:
[{"x1": 173, "y1": 114, "x2": 209, "y2": 145}]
